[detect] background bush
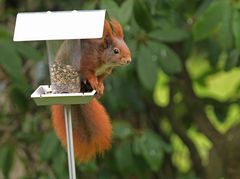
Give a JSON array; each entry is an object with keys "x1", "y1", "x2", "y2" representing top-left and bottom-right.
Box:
[{"x1": 0, "y1": 0, "x2": 240, "y2": 178}]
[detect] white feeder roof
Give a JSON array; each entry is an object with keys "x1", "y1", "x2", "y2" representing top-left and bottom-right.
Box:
[{"x1": 13, "y1": 10, "x2": 106, "y2": 41}]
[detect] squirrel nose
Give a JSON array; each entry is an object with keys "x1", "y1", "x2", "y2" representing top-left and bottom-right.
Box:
[{"x1": 124, "y1": 58, "x2": 131, "y2": 64}]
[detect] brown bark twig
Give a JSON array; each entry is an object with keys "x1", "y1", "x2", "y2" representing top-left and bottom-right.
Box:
[
  {"x1": 167, "y1": 79, "x2": 206, "y2": 178},
  {"x1": 179, "y1": 63, "x2": 223, "y2": 148}
]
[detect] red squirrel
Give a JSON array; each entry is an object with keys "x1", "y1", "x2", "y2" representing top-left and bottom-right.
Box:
[{"x1": 51, "y1": 19, "x2": 131, "y2": 162}]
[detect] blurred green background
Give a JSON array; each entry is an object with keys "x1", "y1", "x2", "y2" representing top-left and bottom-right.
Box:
[{"x1": 0, "y1": 0, "x2": 240, "y2": 178}]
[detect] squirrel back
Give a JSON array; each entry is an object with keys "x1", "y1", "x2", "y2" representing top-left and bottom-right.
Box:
[{"x1": 51, "y1": 19, "x2": 131, "y2": 162}]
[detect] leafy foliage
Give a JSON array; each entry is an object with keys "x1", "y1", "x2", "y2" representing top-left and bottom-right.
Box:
[
  {"x1": 0, "y1": 0, "x2": 240, "y2": 179},
  {"x1": 193, "y1": 0, "x2": 228, "y2": 41}
]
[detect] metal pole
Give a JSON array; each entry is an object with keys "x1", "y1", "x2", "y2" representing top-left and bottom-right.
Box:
[{"x1": 64, "y1": 105, "x2": 76, "y2": 179}]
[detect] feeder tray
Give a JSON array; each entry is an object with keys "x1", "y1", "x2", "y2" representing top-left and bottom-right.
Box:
[{"x1": 31, "y1": 85, "x2": 96, "y2": 106}]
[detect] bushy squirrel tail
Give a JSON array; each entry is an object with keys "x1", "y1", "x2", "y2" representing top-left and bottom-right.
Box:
[{"x1": 51, "y1": 98, "x2": 112, "y2": 162}]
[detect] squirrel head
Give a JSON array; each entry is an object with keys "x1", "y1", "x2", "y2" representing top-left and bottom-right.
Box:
[{"x1": 101, "y1": 19, "x2": 131, "y2": 66}]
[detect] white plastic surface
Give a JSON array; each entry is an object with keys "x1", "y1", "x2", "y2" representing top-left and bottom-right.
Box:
[
  {"x1": 13, "y1": 10, "x2": 106, "y2": 41},
  {"x1": 31, "y1": 85, "x2": 96, "y2": 105}
]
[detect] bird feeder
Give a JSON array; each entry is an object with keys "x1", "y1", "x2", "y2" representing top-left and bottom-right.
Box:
[{"x1": 13, "y1": 10, "x2": 106, "y2": 179}]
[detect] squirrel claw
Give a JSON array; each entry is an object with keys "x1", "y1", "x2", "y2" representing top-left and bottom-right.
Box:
[
  {"x1": 90, "y1": 82, "x2": 104, "y2": 98},
  {"x1": 88, "y1": 79, "x2": 104, "y2": 97},
  {"x1": 95, "y1": 82, "x2": 104, "y2": 98},
  {"x1": 83, "y1": 80, "x2": 87, "y2": 84}
]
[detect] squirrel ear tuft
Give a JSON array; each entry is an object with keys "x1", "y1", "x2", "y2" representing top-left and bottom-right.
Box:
[
  {"x1": 103, "y1": 20, "x2": 113, "y2": 48},
  {"x1": 110, "y1": 19, "x2": 123, "y2": 38},
  {"x1": 103, "y1": 21, "x2": 113, "y2": 39}
]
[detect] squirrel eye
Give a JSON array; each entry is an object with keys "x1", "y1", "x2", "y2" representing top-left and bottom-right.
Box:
[{"x1": 113, "y1": 48, "x2": 120, "y2": 54}]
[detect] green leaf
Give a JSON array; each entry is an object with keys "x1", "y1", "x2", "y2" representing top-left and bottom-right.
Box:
[
  {"x1": 232, "y1": 9, "x2": 240, "y2": 51},
  {"x1": 134, "y1": 130, "x2": 164, "y2": 171},
  {"x1": 137, "y1": 45, "x2": 159, "y2": 91},
  {"x1": 15, "y1": 42, "x2": 42, "y2": 61},
  {"x1": 10, "y1": 86, "x2": 29, "y2": 112},
  {"x1": 101, "y1": 0, "x2": 133, "y2": 25},
  {"x1": 0, "y1": 39, "x2": 25, "y2": 84},
  {"x1": 40, "y1": 132, "x2": 59, "y2": 161},
  {"x1": 0, "y1": 145, "x2": 14, "y2": 178},
  {"x1": 225, "y1": 49, "x2": 239, "y2": 71},
  {"x1": 149, "y1": 28, "x2": 189, "y2": 42},
  {"x1": 154, "y1": 71, "x2": 170, "y2": 107},
  {"x1": 113, "y1": 120, "x2": 133, "y2": 139},
  {"x1": 150, "y1": 42, "x2": 182, "y2": 75},
  {"x1": 235, "y1": 1, "x2": 240, "y2": 9},
  {"x1": 208, "y1": 41, "x2": 221, "y2": 67},
  {"x1": 218, "y1": 2, "x2": 233, "y2": 49},
  {"x1": 114, "y1": 141, "x2": 135, "y2": 172},
  {"x1": 81, "y1": 1, "x2": 97, "y2": 10},
  {"x1": 193, "y1": 0, "x2": 228, "y2": 41},
  {"x1": 0, "y1": 26, "x2": 11, "y2": 38},
  {"x1": 119, "y1": 0, "x2": 133, "y2": 24},
  {"x1": 133, "y1": 136, "x2": 142, "y2": 155},
  {"x1": 133, "y1": 0, "x2": 154, "y2": 32},
  {"x1": 52, "y1": 150, "x2": 68, "y2": 178},
  {"x1": 101, "y1": 0, "x2": 120, "y2": 19},
  {"x1": 79, "y1": 160, "x2": 98, "y2": 173}
]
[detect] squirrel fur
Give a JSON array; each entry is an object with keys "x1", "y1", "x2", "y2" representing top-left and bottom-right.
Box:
[{"x1": 51, "y1": 19, "x2": 131, "y2": 162}]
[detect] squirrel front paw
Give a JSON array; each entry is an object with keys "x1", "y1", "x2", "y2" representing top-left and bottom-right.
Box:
[
  {"x1": 87, "y1": 79, "x2": 104, "y2": 98},
  {"x1": 96, "y1": 82, "x2": 104, "y2": 98}
]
